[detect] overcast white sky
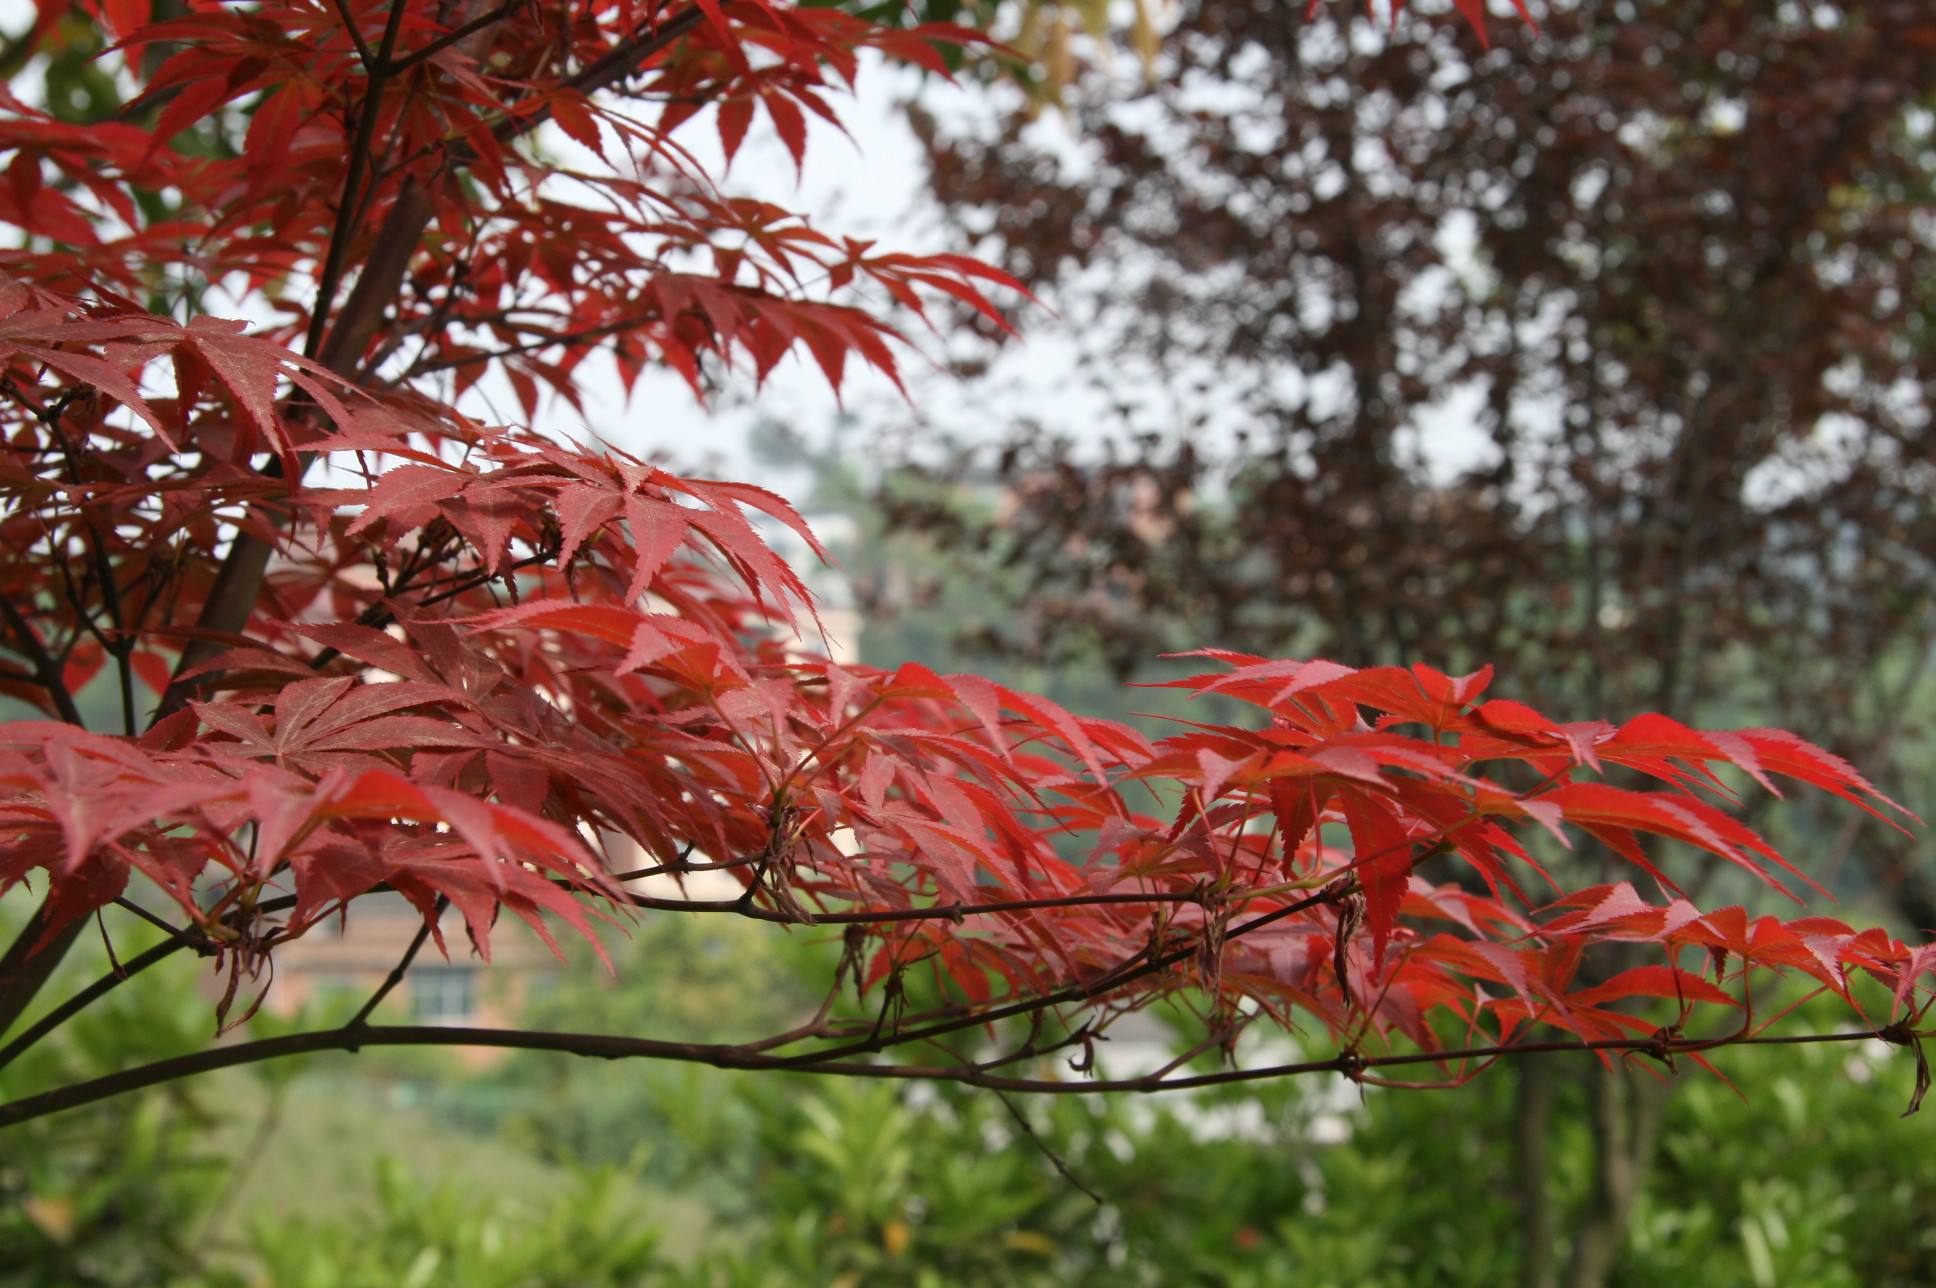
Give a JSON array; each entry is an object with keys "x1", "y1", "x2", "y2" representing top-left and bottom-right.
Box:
[
  {"x1": 550, "y1": 55, "x2": 1183, "y2": 487},
  {"x1": 537, "y1": 56, "x2": 982, "y2": 478}
]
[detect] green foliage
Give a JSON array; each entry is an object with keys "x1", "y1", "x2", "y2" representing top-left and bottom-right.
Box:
[
  {"x1": 1629, "y1": 1035, "x2": 1936, "y2": 1285},
  {"x1": 0, "y1": 922, "x2": 227, "y2": 1287},
  {"x1": 215, "y1": 1160, "x2": 662, "y2": 1288}
]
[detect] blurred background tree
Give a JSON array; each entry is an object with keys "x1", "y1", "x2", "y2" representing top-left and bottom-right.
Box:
[{"x1": 902, "y1": 0, "x2": 1935, "y2": 772}]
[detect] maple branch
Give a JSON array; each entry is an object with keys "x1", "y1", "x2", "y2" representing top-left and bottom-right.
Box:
[
  {"x1": 0, "y1": 896, "x2": 294, "y2": 1072},
  {"x1": 156, "y1": 5, "x2": 707, "y2": 723},
  {"x1": 152, "y1": 489, "x2": 287, "y2": 720},
  {"x1": 110, "y1": 898, "x2": 214, "y2": 952},
  {"x1": 0, "y1": 747, "x2": 1512, "y2": 1089},
  {"x1": 2, "y1": 1017, "x2": 1924, "y2": 1131},
  {"x1": 0, "y1": 918, "x2": 87, "y2": 1046},
  {"x1": 305, "y1": 0, "x2": 414, "y2": 363},
  {"x1": 404, "y1": 315, "x2": 652, "y2": 376},
  {"x1": 385, "y1": 0, "x2": 520, "y2": 73},
  {"x1": 487, "y1": 7, "x2": 707, "y2": 148},
  {"x1": 27, "y1": 392, "x2": 139, "y2": 733},
  {"x1": 0, "y1": 828, "x2": 1917, "y2": 1125},
  {"x1": 345, "y1": 897, "x2": 443, "y2": 1031},
  {"x1": 69, "y1": 510, "x2": 136, "y2": 734},
  {"x1": 0, "y1": 588, "x2": 90, "y2": 1035},
  {"x1": 101, "y1": 588, "x2": 135, "y2": 736},
  {"x1": 782, "y1": 882, "x2": 1352, "y2": 1069},
  {"x1": 0, "y1": 592, "x2": 82, "y2": 726},
  {"x1": 607, "y1": 849, "x2": 746, "y2": 882},
  {"x1": 305, "y1": 548, "x2": 557, "y2": 673},
  {"x1": 621, "y1": 887, "x2": 1268, "y2": 925},
  {"x1": 0, "y1": 938, "x2": 195, "y2": 1073},
  {"x1": 153, "y1": 176, "x2": 429, "y2": 722},
  {"x1": 994, "y1": 1090, "x2": 1105, "y2": 1206},
  {"x1": 0, "y1": 871, "x2": 1329, "y2": 1095},
  {"x1": 329, "y1": 0, "x2": 379, "y2": 70}
]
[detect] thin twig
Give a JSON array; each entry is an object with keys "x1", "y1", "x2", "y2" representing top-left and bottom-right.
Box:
[
  {"x1": 785, "y1": 884, "x2": 1347, "y2": 1069},
  {"x1": 346, "y1": 897, "x2": 445, "y2": 1031},
  {"x1": 621, "y1": 887, "x2": 1258, "y2": 925},
  {"x1": 329, "y1": 0, "x2": 378, "y2": 70},
  {"x1": 405, "y1": 315, "x2": 647, "y2": 375},
  {"x1": 111, "y1": 898, "x2": 214, "y2": 952},
  {"x1": 0, "y1": 593, "x2": 83, "y2": 726},
  {"x1": 995, "y1": 1089, "x2": 1106, "y2": 1206},
  {"x1": 0, "y1": 898, "x2": 294, "y2": 1073},
  {"x1": 93, "y1": 911, "x2": 123, "y2": 979},
  {"x1": 0, "y1": 940, "x2": 188, "y2": 1072},
  {"x1": 304, "y1": 0, "x2": 414, "y2": 361},
  {"x1": 386, "y1": 0, "x2": 521, "y2": 73}
]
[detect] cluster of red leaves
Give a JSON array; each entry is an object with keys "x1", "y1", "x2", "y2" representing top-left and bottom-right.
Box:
[{"x1": 0, "y1": 0, "x2": 1929, "y2": 1095}]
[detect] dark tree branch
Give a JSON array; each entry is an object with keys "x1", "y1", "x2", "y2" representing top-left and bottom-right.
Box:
[
  {"x1": 0, "y1": 593, "x2": 83, "y2": 726},
  {"x1": 0, "y1": 872, "x2": 1331, "y2": 1088},
  {"x1": 155, "y1": 1, "x2": 709, "y2": 729},
  {"x1": 110, "y1": 898, "x2": 214, "y2": 952},
  {"x1": 345, "y1": 897, "x2": 444, "y2": 1031},
  {"x1": 783, "y1": 884, "x2": 1348, "y2": 1069},
  {"x1": 621, "y1": 887, "x2": 1231, "y2": 925},
  {"x1": 486, "y1": 7, "x2": 706, "y2": 148},
  {"x1": 0, "y1": 897, "x2": 293, "y2": 1073},
  {"x1": 995, "y1": 1089, "x2": 1106, "y2": 1207},
  {"x1": 2, "y1": 1018, "x2": 1922, "y2": 1132},
  {"x1": 0, "y1": 938, "x2": 192, "y2": 1073},
  {"x1": 386, "y1": 0, "x2": 520, "y2": 72},
  {"x1": 0, "y1": 915, "x2": 88, "y2": 1048},
  {"x1": 329, "y1": 0, "x2": 379, "y2": 69},
  {"x1": 304, "y1": 0, "x2": 415, "y2": 362},
  {"x1": 404, "y1": 315, "x2": 653, "y2": 376}
]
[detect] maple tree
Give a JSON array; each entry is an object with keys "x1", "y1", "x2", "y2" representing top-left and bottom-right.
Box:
[{"x1": 0, "y1": 0, "x2": 1931, "y2": 1148}]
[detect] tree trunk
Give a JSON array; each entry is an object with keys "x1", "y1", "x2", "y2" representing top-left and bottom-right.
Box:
[
  {"x1": 1513, "y1": 1058, "x2": 1560, "y2": 1288},
  {"x1": 1565, "y1": 1061, "x2": 1668, "y2": 1287}
]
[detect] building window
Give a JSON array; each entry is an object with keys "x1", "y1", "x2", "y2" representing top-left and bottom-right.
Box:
[{"x1": 411, "y1": 965, "x2": 477, "y2": 1023}]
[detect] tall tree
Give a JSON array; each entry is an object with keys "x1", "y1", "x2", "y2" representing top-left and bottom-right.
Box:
[{"x1": 912, "y1": 0, "x2": 1933, "y2": 737}]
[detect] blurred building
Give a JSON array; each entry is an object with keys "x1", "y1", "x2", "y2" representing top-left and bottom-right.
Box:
[{"x1": 264, "y1": 892, "x2": 547, "y2": 1033}]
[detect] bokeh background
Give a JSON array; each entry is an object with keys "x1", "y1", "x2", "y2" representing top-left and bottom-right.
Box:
[{"x1": 4, "y1": 1, "x2": 1934, "y2": 1284}]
